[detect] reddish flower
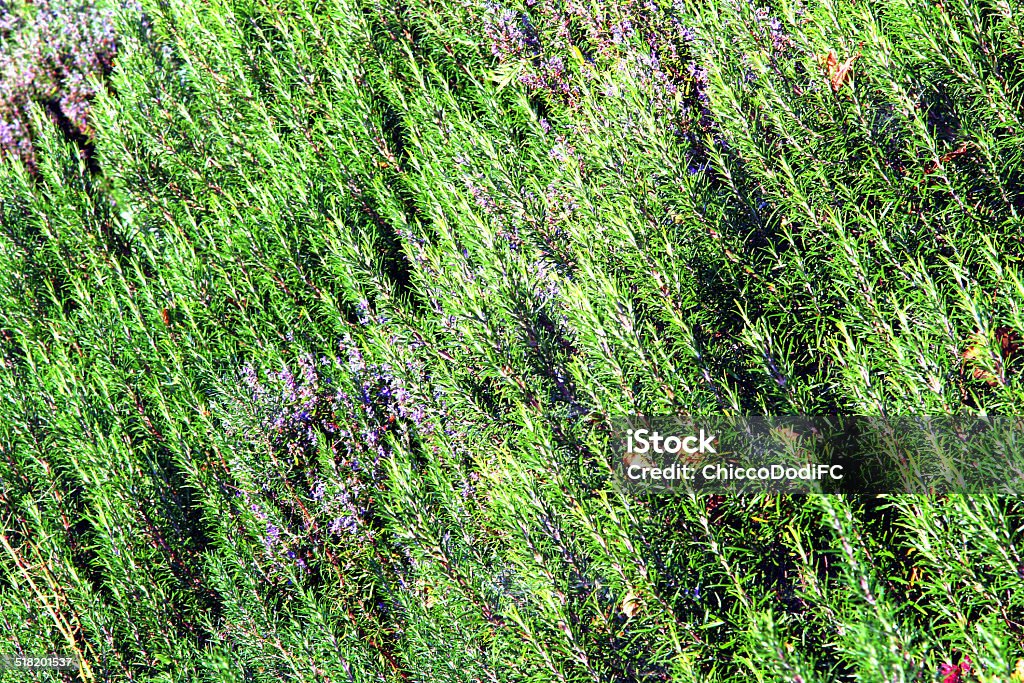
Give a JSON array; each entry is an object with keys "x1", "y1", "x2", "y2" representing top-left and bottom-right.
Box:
[{"x1": 939, "y1": 656, "x2": 971, "y2": 683}]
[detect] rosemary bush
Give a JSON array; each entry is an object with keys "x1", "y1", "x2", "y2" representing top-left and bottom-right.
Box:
[{"x1": 2, "y1": 0, "x2": 1024, "y2": 681}]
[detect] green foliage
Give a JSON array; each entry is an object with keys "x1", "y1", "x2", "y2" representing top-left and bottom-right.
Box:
[{"x1": 2, "y1": 0, "x2": 1024, "y2": 681}]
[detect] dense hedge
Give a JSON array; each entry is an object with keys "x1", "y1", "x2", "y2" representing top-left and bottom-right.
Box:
[{"x1": 2, "y1": 0, "x2": 1024, "y2": 681}]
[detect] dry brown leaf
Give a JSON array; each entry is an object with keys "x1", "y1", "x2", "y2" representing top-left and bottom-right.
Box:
[
  {"x1": 773, "y1": 425, "x2": 800, "y2": 443},
  {"x1": 623, "y1": 450, "x2": 657, "y2": 471},
  {"x1": 818, "y1": 49, "x2": 860, "y2": 91},
  {"x1": 621, "y1": 590, "x2": 641, "y2": 618},
  {"x1": 962, "y1": 325, "x2": 1021, "y2": 386},
  {"x1": 817, "y1": 50, "x2": 837, "y2": 72},
  {"x1": 998, "y1": 325, "x2": 1022, "y2": 357},
  {"x1": 924, "y1": 142, "x2": 971, "y2": 174}
]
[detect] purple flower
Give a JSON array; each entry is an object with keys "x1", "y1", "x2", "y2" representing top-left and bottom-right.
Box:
[
  {"x1": 278, "y1": 366, "x2": 298, "y2": 401},
  {"x1": 753, "y1": 7, "x2": 792, "y2": 51},
  {"x1": 298, "y1": 353, "x2": 318, "y2": 387},
  {"x1": 356, "y1": 299, "x2": 371, "y2": 325},
  {"x1": 347, "y1": 344, "x2": 365, "y2": 372},
  {"x1": 329, "y1": 516, "x2": 358, "y2": 535},
  {"x1": 483, "y1": 2, "x2": 540, "y2": 61},
  {"x1": 241, "y1": 363, "x2": 262, "y2": 392},
  {"x1": 0, "y1": 0, "x2": 117, "y2": 168}
]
